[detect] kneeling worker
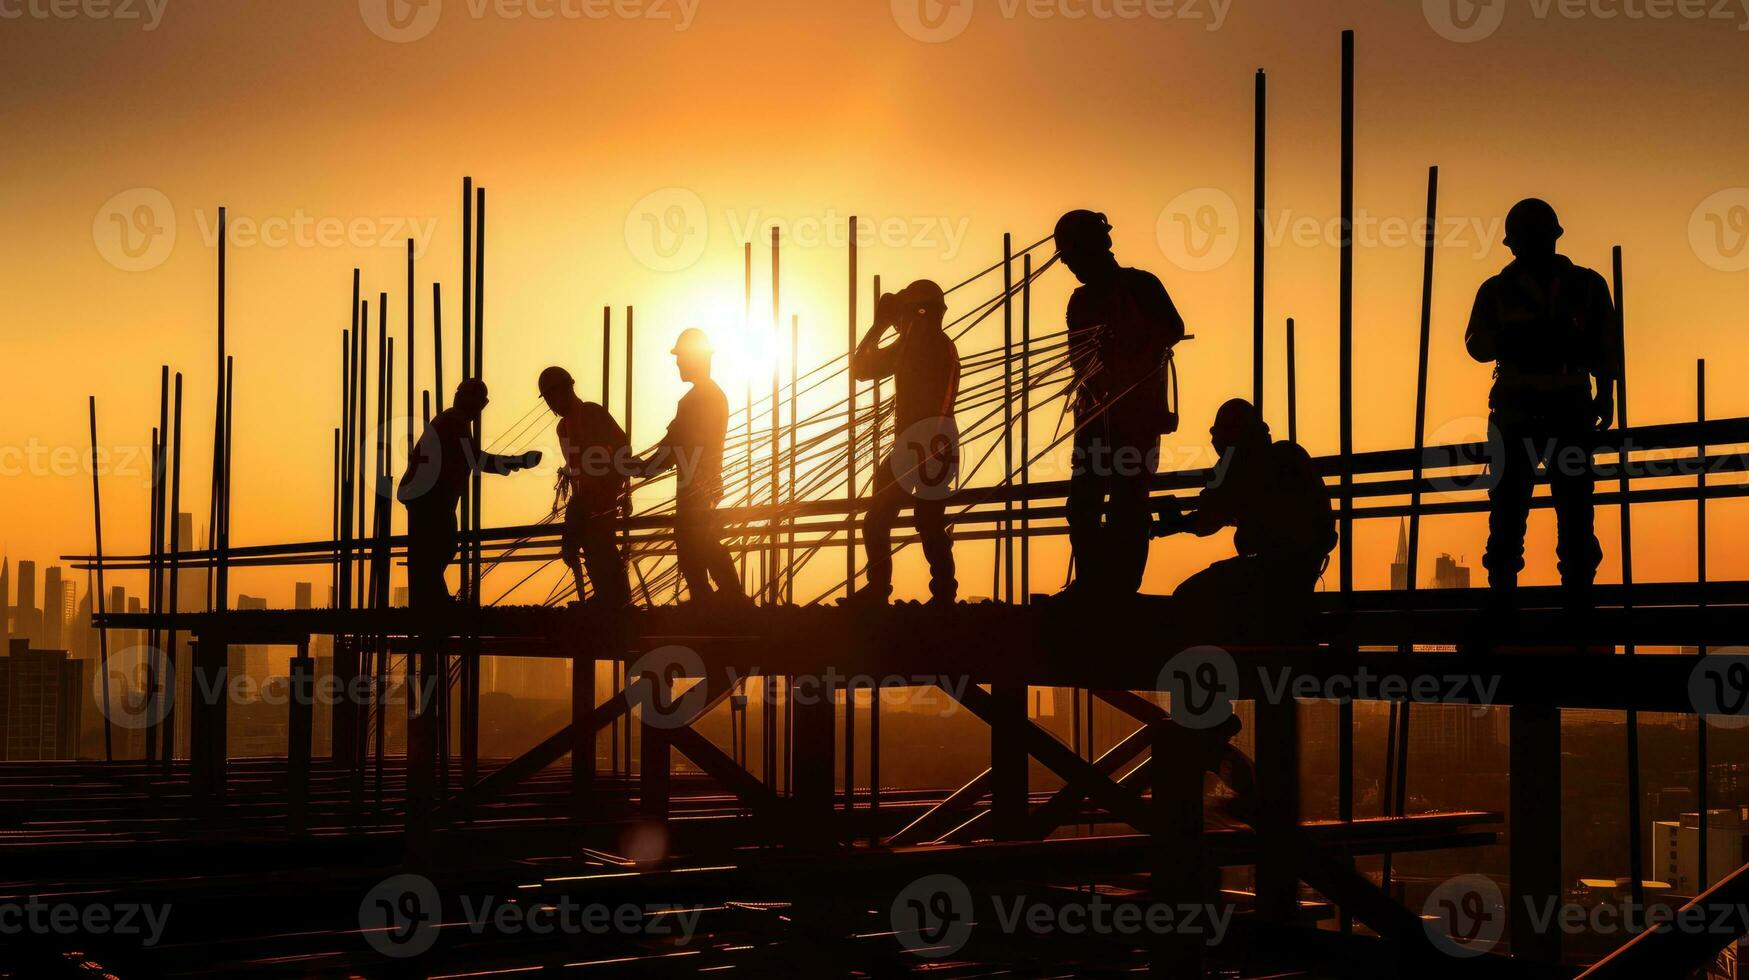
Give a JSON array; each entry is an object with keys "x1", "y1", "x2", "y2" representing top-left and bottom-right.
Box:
[
  {"x1": 1155, "y1": 399, "x2": 1335, "y2": 631},
  {"x1": 846, "y1": 280, "x2": 960, "y2": 606},
  {"x1": 399, "y1": 379, "x2": 542, "y2": 608},
  {"x1": 539, "y1": 366, "x2": 632, "y2": 608}
]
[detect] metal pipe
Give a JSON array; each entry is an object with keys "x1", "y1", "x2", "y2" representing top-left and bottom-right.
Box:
[
  {"x1": 1022, "y1": 254, "x2": 1032, "y2": 603},
  {"x1": 164, "y1": 374, "x2": 183, "y2": 770},
  {"x1": 87, "y1": 396, "x2": 114, "y2": 762},
  {"x1": 1002, "y1": 233, "x2": 1015, "y2": 605},
  {"x1": 1254, "y1": 67, "x2": 1267, "y2": 415},
  {"x1": 1616, "y1": 245, "x2": 1645, "y2": 914},
  {"x1": 1337, "y1": 29, "x2": 1356, "y2": 932},
  {"x1": 846, "y1": 218, "x2": 858, "y2": 599}
]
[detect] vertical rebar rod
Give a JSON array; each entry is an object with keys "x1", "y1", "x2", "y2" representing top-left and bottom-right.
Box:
[
  {"x1": 1616, "y1": 245, "x2": 1645, "y2": 914},
  {"x1": 1698, "y1": 357, "x2": 1709, "y2": 889},
  {"x1": 846, "y1": 218, "x2": 858, "y2": 599},
  {"x1": 788, "y1": 313, "x2": 798, "y2": 604},
  {"x1": 1254, "y1": 67, "x2": 1267, "y2": 416},
  {"x1": 88, "y1": 396, "x2": 114, "y2": 762},
  {"x1": 1021, "y1": 254, "x2": 1032, "y2": 603},
  {"x1": 433, "y1": 283, "x2": 445, "y2": 414},
  {"x1": 770, "y1": 227, "x2": 781, "y2": 606},
  {"x1": 1337, "y1": 29, "x2": 1356, "y2": 933},
  {"x1": 164, "y1": 375, "x2": 183, "y2": 770},
  {"x1": 744, "y1": 242, "x2": 753, "y2": 584},
  {"x1": 1002, "y1": 234, "x2": 1015, "y2": 605},
  {"x1": 1286, "y1": 317, "x2": 1298, "y2": 445}
]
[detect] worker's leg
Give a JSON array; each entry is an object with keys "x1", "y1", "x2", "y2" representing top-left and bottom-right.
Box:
[
  {"x1": 915, "y1": 494, "x2": 956, "y2": 602},
  {"x1": 861, "y1": 457, "x2": 906, "y2": 597},
  {"x1": 1170, "y1": 557, "x2": 1254, "y2": 634},
  {"x1": 1483, "y1": 414, "x2": 1537, "y2": 599},
  {"x1": 407, "y1": 507, "x2": 456, "y2": 609},
  {"x1": 581, "y1": 510, "x2": 630, "y2": 607},
  {"x1": 1105, "y1": 420, "x2": 1161, "y2": 595},
  {"x1": 1549, "y1": 420, "x2": 1602, "y2": 602},
  {"x1": 701, "y1": 503, "x2": 745, "y2": 598},
  {"x1": 560, "y1": 502, "x2": 590, "y2": 602},
  {"x1": 673, "y1": 506, "x2": 713, "y2": 602},
  {"x1": 1066, "y1": 423, "x2": 1111, "y2": 592}
]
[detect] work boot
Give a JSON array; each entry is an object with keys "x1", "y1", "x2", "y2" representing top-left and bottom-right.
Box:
[
  {"x1": 839, "y1": 582, "x2": 893, "y2": 607},
  {"x1": 925, "y1": 592, "x2": 957, "y2": 609}
]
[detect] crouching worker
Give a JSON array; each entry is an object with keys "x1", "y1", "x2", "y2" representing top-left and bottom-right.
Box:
[
  {"x1": 540, "y1": 366, "x2": 632, "y2": 608},
  {"x1": 1155, "y1": 398, "x2": 1335, "y2": 637},
  {"x1": 399, "y1": 379, "x2": 542, "y2": 609}
]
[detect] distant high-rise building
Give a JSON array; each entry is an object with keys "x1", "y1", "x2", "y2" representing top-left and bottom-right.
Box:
[
  {"x1": 0, "y1": 557, "x2": 10, "y2": 648},
  {"x1": 1432, "y1": 554, "x2": 1472, "y2": 590},
  {"x1": 42, "y1": 566, "x2": 64, "y2": 650},
  {"x1": 1654, "y1": 809, "x2": 1744, "y2": 896},
  {"x1": 1390, "y1": 519, "x2": 1409, "y2": 591},
  {"x1": 295, "y1": 582, "x2": 314, "y2": 610},
  {"x1": 15, "y1": 561, "x2": 40, "y2": 646},
  {"x1": 0, "y1": 638, "x2": 87, "y2": 761}
]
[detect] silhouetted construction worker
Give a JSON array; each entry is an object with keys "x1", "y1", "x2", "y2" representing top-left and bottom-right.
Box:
[
  {"x1": 633, "y1": 328, "x2": 748, "y2": 608},
  {"x1": 1465, "y1": 199, "x2": 1618, "y2": 609},
  {"x1": 845, "y1": 280, "x2": 960, "y2": 606},
  {"x1": 399, "y1": 379, "x2": 542, "y2": 607},
  {"x1": 540, "y1": 366, "x2": 632, "y2": 608},
  {"x1": 1157, "y1": 399, "x2": 1335, "y2": 633},
  {"x1": 1055, "y1": 209, "x2": 1186, "y2": 600}
]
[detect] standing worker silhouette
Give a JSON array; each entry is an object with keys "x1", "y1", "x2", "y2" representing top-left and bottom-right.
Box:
[
  {"x1": 539, "y1": 366, "x2": 632, "y2": 608},
  {"x1": 1465, "y1": 199, "x2": 1618, "y2": 611},
  {"x1": 1054, "y1": 210, "x2": 1187, "y2": 600},
  {"x1": 398, "y1": 379, "x2": 542, "y2": 607},
  {"x1": 632, "y1": 328, "x2": 748, "y2": 608},
  {"x1": 844, "y1": 280, "x2": 960, "y2": 606},
  {"x1": 1156, "y1": 399, "x2": 1335, "y2": 635}
]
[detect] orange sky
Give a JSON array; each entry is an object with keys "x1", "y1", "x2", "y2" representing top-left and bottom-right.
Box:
[{"x1": 3, "y1": 0, "x2": 1748, "y2": 605}]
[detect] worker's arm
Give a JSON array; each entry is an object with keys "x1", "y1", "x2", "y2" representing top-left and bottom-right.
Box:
[
  {"x1": 1587, "y1": 270, "x2": 1620, "y2": 429},
  {"x1": 1135, "y1": 270, "x2": 1187, "y2": 356},
  {"x1": 630, "y1": 410, "x2": 684, "y2": 479},
  {"x1": 471, "y1": 441, "x2": 540, "y2": 476},
  {"x1": 851, "y1": 293, "x2": 901, "y2": 381},
  {"x1": 1463, "y1": 279, "x2": 1510, "y2": 363}
]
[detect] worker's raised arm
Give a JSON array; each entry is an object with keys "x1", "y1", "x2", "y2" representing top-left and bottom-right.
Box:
[{"x1": 851, "y1": 292, "x2": 901, "y2": 381}]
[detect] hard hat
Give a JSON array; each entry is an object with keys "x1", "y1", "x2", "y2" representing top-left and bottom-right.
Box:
[
  {"x1": 1054, "y1": 209, "x2": 1113, "y2": 255},
  {"x1": 1211, "y1": 397, "x2": 1269, "y2": 444},
  {"x1": 901, "y1": 279, "x2": 947, "y2": 315},
  {"x1": 1504, "y1": 198, "x2": 1563, "y2": 249},
  {"x1": 455, "y1": 378, "x2": 489, "y2": 404},
  {"x1": 538, "y1": 366, "x2": 574, "y2": 395},
  {"x1": 671, "y1": 327, "x2": 713, "y2": 356}
]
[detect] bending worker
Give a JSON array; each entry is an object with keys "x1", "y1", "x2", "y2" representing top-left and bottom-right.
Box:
[
  {"x1": 1156, "y1": 399, "x2": 1335, "y2": 634},
  {"x1": 1055, "y1": 209, "x2": 1186, "y2": 600},
  {"x1": 398, "y1": 379, "x2": 542, "y2": 608},
  {"x1": 845, "y1": 280, "x2": 960, "y2": 606},
  {"x1": 539, "y1": 366, "x2": 631, "y2": 608},
  {"x1": 1465, "y1": 198, "x2": 1618, "y2": 612},
  {"x1": 631, "y1": 328, "x2": 748, "y2": 608}
]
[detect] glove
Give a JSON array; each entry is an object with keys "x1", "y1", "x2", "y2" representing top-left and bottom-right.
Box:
[
  {"x1": 1593, "y1": 388, "x2": 1615, "y2": 431},
  {"x1": 519, "y1": 450, "x2": 543, "y2": 470}
]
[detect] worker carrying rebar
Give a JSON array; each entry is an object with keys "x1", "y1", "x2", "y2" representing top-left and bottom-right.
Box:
[
  {"x1": 631, "y1": 328, "x2": 749, "y2": 609},
  {"x1": 539, "y1": 366, "x2": 632, "y2": 609},
  {"x1": 844, "y1": 279, "x2": 960, "y2": 606},
  {"x1": 1155, "y1": 398, "x2": 1335, "y2": 635},
  {"x1": 1053, "y1": 209, "x2": 1186, "y2": 601},
  {"x1": 398, "y1": 379, "x2": 542, "y2": 608},
  {"x1": 1465, "y1": 198, "x2": 1618, "y2": 610}
]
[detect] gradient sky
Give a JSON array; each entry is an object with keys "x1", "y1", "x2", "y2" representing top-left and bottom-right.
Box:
[{"x1": 3, "y1": 0, "x2": 1747, "y2": 604}]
